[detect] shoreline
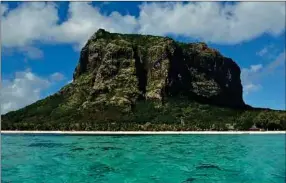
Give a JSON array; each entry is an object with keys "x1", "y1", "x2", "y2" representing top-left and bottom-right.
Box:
[{"x1": 1, "y1": 130, "x2": 285, "y2": 135}]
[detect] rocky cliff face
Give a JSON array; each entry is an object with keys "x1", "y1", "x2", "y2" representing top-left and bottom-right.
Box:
[
  {"x1": 4, "y1": 29, "x2": 286, "y2": 131},
  {"x1": 69, "y1": 29, "x2": 245, "y2": 111}
]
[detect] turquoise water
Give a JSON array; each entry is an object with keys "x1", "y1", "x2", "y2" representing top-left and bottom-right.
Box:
[{"x1": 1, "y1": 134, "x2": 285, "y2": 183}]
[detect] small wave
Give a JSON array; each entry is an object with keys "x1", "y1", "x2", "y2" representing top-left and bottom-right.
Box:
[{"x1": 271, "y1": 173, "x2": 286, "y2": 179}]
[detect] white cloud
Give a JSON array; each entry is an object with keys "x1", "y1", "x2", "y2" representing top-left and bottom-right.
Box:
[
  {"x1": 257, "y1": 47, "x2": 268, "y2": 57},
  {"x1": 241, "y1": 64, "x2": 263, "y2": 95},
  {"x1": 1, "y1": 2, "x2": 59, "y2": 48},
  {"x1": 2, "y1": 46, "x2": 44, "y2": 60},
  {"x1": 244, "y1": 83, "x2": 261, "y2": 95},
  {"x1": 49, "y1": 72, "x2": 65, "y2": 82},
  {"x1": 52, "y1": 2, "x2": 138, "y2": 50},
  {"x1": 241, "y1": 51, "x2": 285, "y2": 95},
  {"x1": 20, "y1": 46, "x2": 44, "y2": 60},
  {"x1": 250, "y1": 64, "x2": 263, "y2": 72},
  {"x1": 264, "y1": 51, "x2": 285, "y2": 73},
  {"x1": 256, "y1": 44, "x2": 278, "y2": 59},
  {"x1": 1, "y1": 2, "x2": 138, "y2": 50},
  {"x1": 67, "y1": 79, "x2": 73, "y2": 84},
  {"x1": 138, "y1": 2, "x2": 285, "y2": 44},
  {"x1": 1, "y1": 70, "x2": 66, "y2": 114},
  {"x1": 1, "y1": 2, "x2": 285, "y2": 51}
]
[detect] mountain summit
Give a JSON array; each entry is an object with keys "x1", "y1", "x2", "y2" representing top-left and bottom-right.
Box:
[
  {"x1": 73, "y1": 29, "x2": 245, "y2": 109},
  {"x1": 2, "y1": 29, "x2": 285, "y2": 131}
]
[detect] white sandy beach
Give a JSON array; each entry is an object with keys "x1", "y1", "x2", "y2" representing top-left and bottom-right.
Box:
[{"x1": 1, "y1": 130, "x2": 285, "y2": 135}]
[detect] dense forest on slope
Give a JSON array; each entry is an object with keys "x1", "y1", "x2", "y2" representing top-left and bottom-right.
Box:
[{"x1": 2, "y1": 29, "x2": 285, "y2": 131}]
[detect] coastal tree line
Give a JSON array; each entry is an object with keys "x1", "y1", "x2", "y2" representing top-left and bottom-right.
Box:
[{"x1": 2, "y1": 96, "x2": 285, "y2": 131}]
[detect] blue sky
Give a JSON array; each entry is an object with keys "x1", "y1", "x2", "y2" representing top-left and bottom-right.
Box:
[{"x1": 1, "y1": 2, "x2": 285, "y2": 114}]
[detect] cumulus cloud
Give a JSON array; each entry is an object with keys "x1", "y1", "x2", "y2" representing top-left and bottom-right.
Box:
[
  {"x1": 1, "y1": 70, "x2": 66, "y2": 114},
  {"x1": 1, "y1": 2, "x2": 59, "y2": 48},
  {"x1": 1, "y1": 2, "x2": 285, "y2": 51},
  {"x1": 54, "y1": 2, "x2": 138, "y2": 49},
  {"x1": 138, "y1": 2, "x2": 285, "y2": 44},
  {"x1": 1, "y1": 2, "x2": 138, "y2": 50}
]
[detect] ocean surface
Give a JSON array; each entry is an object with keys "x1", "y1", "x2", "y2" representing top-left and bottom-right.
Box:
[{"x1": 1, "y1": 134, "x2": 285, "y2": 183}]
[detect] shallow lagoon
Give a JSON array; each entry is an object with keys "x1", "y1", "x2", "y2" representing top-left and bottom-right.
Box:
[{"x1": 2, "y1": 134, "x2": 285, "y2": 183}]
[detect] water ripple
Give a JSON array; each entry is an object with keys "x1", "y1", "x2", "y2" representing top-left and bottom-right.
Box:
[{"x1": 2, "y1": 134, "x2": 285, "y2": 183}]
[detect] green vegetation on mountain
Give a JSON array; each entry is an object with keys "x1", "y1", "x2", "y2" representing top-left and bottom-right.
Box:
[{"x1": 2, "y1": 29, "x2": 285, "y2": 131}]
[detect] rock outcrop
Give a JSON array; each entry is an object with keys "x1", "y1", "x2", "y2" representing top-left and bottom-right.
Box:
[
  {"x1": 7, "y1": 29, "x2": 282, "y2": 131},
  {"x1": 71, "y1": 29, "x2": 245, "y2": 111}
]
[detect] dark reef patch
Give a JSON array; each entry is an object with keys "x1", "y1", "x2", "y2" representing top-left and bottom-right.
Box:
[
  {"x1": 182, "y1": 177, "x2": 196, "y2": 183},
  {"x1": 88, "y1": 162, "x2": 115, "y2": 178},
  {"x1": 101, "y1": 146, "x2": 122, "y2": 151},
  {"x1": 28, "y1": 142, "x2": 64, "y2": 148},
  {"x1": 71, "y1": 147, "x2": 85, "y2": 151},
  {"x1": 196, "y1": 164, "x2": 221, "y2": 170}
]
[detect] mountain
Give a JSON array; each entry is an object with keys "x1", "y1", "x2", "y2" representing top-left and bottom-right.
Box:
[{"x1": 2, "y1": 29, "x2": 285, "y2": 131}]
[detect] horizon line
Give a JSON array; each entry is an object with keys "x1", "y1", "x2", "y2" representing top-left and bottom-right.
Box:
[{"x1": 1, "y1": 130, "x2": 285, "y2": 135}]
